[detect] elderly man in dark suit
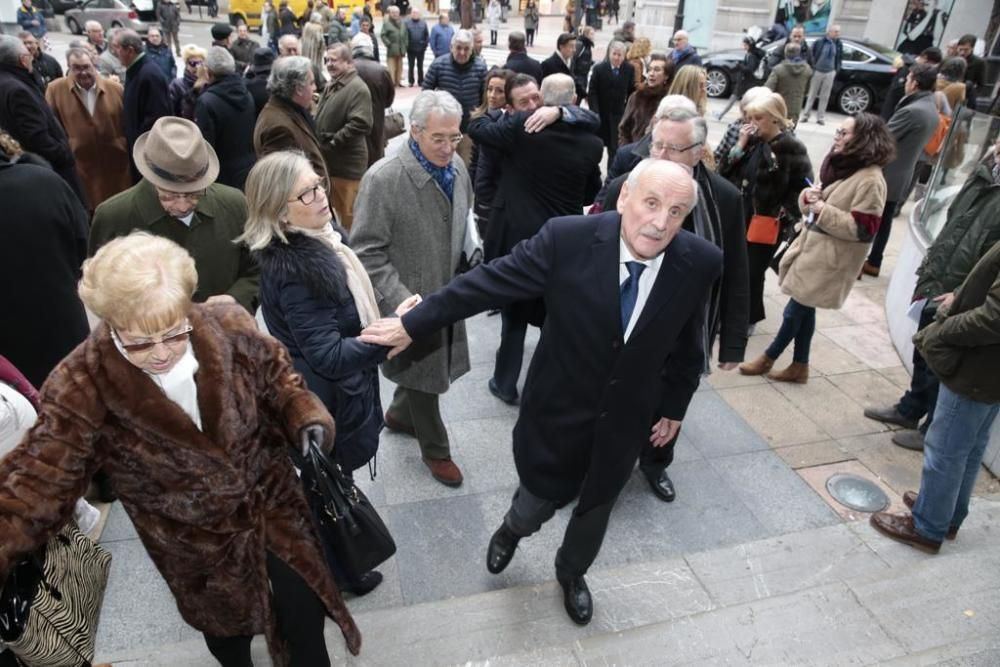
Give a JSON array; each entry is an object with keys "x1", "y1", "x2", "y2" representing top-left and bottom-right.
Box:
[
  {"x1": 113, "y1": 29, "x2": 171, "y2": 182},
  {"x1": 469, "y1": 73, "x2": 603, "y2": 406},
  {"x1": 587, "y1": 40, "x2": 635, "y2": 164},
  {"x1": 361, "y1": 159, "x2": 722, "y2": 626},
  {"x1": 503, "y1": 31, "x2": 543, "y2": 84},
  {"x1": 863, "y1": 63, "x2": 941, "y2": 276},
  {"x1": 541, "y1": 32, "x2": 576, "y2": 78}
]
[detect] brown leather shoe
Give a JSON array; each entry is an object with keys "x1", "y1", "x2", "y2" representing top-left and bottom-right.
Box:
[
  {"x1": 384, "y1": 411, "x2": 416, "y2": 437},
  {"x1": 739, "y1": 354, "x2": 775, "y2": 376},
  {"x1": 870, "y1": 511, "x2": 942, "y2": 553},
  {"x1": 901, "y1": 491, "x2": 958, "y2": 539},
  {"x1": 861, "y1": 261, "x2": 880, "y2": 277},
  {"x1": 423, "y1": 457, "x2": 464, "y2": 487},
  {"x1": 767, "y1": 362, "x2": 809, "y2": 384}
]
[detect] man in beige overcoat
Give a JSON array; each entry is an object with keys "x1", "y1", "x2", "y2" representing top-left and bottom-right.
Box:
[
  {"x1": 351, "y1": 90, "x2": 471, "y2": 487},
  {"x1": 46, "y1": 46, "x2": 130, "y2": 213}
]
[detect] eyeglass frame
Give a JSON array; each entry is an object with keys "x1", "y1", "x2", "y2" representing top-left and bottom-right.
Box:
[
  {"x1": 111, "y1": 324, "x2": 194, "y2": 355},
  {"x1": 416, "y1": 126, "x2": 464, "y2": 148},
  {"x1": 287, "y1": 181, "x2": 326, "y2": 206},
  {"x1": 650, "y1": 140, "x2": 704, "y2": 155}
]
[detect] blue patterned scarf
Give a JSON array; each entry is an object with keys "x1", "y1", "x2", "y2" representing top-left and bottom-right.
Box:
[{"x1": 409, "y1": 137, "x2": 456, "y2": 201}]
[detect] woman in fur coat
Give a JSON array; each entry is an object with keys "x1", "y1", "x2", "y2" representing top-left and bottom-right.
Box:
[
  {"x1": 719, "y1": 90, "x2": 814, "y2": 328},
  {"x1": 740, "y1": 113, "x2": 893, "y2": 383},
  {"x1": 617, "y1": 52, "x2": 673, "y2": 146},
  {"x1": 0, "y1": 232, "x2": 361, "y2": 666},
  {"x1": 245, "y1": 151, "x2": 416, "y2": 597}
]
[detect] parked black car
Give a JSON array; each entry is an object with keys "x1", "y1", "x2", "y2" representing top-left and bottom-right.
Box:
[{"x1": 703, "y1": 35, "x2": 901, "y2": 115}]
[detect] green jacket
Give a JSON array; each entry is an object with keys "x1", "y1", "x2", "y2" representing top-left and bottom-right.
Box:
[
  {"x1": 915, "y1": 164, "x2": 1000, "y2": 302},
  {"x1": 89, "y1": 179, "x2": 260, "y2": 311},
  {"x1": 914, "y1": 240, "x2": 1000, "y2": 404},
  {"x1": 765, "y1": 60, "x2": 812, "y2": 119},
  {"x1": 316, "y1": 69, "x2": 373, "y2": 180},
  {"x1": 327, "y1": 19, "x2": 350, "y2": 45},
  {"x1": 380, "y1": 17, "x2": 408, "y2": 57}
]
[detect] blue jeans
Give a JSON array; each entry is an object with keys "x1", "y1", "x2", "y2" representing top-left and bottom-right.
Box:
[
  {"x1": 765, "y1": 298, "x2": 816, "y2": 363},
  {"x1": 913, "y1": 384, "x2": 1000, "y2": 542}
]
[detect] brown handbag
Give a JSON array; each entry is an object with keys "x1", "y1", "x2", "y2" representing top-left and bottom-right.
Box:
[{"x1": 747, "y1": 214, "x2": 780, "y2": 245}]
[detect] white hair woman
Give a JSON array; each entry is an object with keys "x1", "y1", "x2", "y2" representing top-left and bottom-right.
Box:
[
  {"x1": 242, "y1": 151, "x2": 417, "y2": 595},
  {"x1": 0, "y1": 232, "x2": 361, "y2": 665}
]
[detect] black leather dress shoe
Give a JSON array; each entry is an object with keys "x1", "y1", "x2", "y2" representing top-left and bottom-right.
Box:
[
  {"x1": 486, "y1": 523, "x2": 520, "y2": 574},
  {"x1": 488, "y1": 378, "x2": 519, "y2": 406},
  {"x1": 557, "y1": 574, "x2": 593, "y2": 625},
  {"x1": 643, "y1": 468, "x2": 676, "y2": 502}
]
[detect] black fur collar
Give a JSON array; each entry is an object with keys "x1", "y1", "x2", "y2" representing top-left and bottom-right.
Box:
[{"x1": 254, "y1": 232, "x2": 350, "y2": 304}]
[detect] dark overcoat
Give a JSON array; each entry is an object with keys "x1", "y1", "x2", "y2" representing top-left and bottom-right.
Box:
[
  {"x1": 123, "y1": 53, "x2": 171, "y2": 178},
  {"x1": 0, "y1": 304, "x2": 361, "y2": 664},
  {"x1": 587, "y1": 59, "x2": 635, "y2": 157},
  {"x1": 256, "y1": 232, "x2": 387, "y2": 472},
  {"x1": 503, "y1": 51, "x2": 543, "y2": 84},
  {"x1": 254, "y1": 94, "x2": 331, "y2": 193},
  {"x1": 195, "y1": 73, "x2": 258, "y2": 190},
  {"x1": 354, "y1": 56, "x2": 396, "y2": 167},
  {"x1": 404, "y1": 213, "x2": 722, "y2": 511},
  {"x1": 0, "y1": 160, "x2": 90, "y2": 388}
]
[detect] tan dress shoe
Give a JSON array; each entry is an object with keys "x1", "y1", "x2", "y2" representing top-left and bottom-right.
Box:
[
  {"x1": 870, "y1": 511, "x2": 941, "y2": 553},
  {"x1": 901, "y1": 491, "x2": 958, "y2": 539},
  {"x1": 767, "y1": 362, "x2": 809, "y2": 384},
  {"x1": 423, "y1": 457, "x2": 464, "y2": 487},
  {"x1": 738, "y1": 354, "x2": 775, "y2": 376}
]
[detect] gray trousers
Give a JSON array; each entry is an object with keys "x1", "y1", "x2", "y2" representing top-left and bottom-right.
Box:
[
  {"x1": 388, "y1": 385, "x2": 451, "y2": 460},
  {"x1": 802, "y1": 69, "x2": 836, "y2": 120},
  {"x1": 504, "y1": 484, "x2": 617, "y2": 578}
]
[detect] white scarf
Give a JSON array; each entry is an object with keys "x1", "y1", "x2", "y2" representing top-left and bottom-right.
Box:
[
  {"x1": 113, "y1": 333, "x2": 202, "y2": 430},
  {"x1": 292, "y1": 223, "x2": 381, "y2": 327}
]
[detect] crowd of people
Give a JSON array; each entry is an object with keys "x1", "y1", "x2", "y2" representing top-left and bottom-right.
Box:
[{"x1": 0, "y1": 2, "x2": 999, "y2": 664}]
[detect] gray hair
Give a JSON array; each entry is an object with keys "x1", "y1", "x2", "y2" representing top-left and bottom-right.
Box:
[
  {"x1": 541, "y1": 73, "x2": 575, "y2": 105},
  {"x1": 65, "y1": 45, "x2": 96, "y2": 64},
  {"x1": 784, "y1": 41, "x2": 801, "y2": 58},
  {"x1": 278, "y1": 34, "x2": 300, "y2": 52},
  {"x1": 267, "y1": 55, "x2": 312, "y2": 98},
  {"x1": 452, "y1": 29, "x2": 473, "y2": 46},
  {"x1": 410, "y1": 90, "x2": 462, "y2": 128},
  {"x1": 238, "y1": 150, "x2": 314, "y2": 251},
  {"x1": 0, "y1": 35, "x2": 25, "y2": 67},
  {"x1": 117, "y1": 29, "x2": 144, "y2": 53},
  {"x1": 607, "y1": 40, "x2": 626, "y2": 55},
  {"x1": 652, "y1": 106, "x2": 707, "y2": 146},
  {"x1": 625, "y1": 159, "x2": 698, "y2": 211},
  {"x1": 84, "y1": 20, "x2": 103, "y2": 32},
  {"x1": 205, "y1": 45, "x2": 235, "y2": 75},
  {"x1": 654, "y1": 94, "x2": 697, "y2": 116}
]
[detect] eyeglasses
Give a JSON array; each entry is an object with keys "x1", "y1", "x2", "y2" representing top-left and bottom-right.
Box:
[
  {"x1": 112, "y1": 326, "x2": 193, "y2": 355},
  {"x1": 157, "y1": 189, "x2": 207, "y2": 203},
  {"x1": 651, "y1": 141, "x2": 703, "y2": 154},
  {"x1": 288, "y1": 182, "x2": 325, "y2": 206},
  {"x1": 420, "y1": 130, "x2": 463, "y2": 147}
]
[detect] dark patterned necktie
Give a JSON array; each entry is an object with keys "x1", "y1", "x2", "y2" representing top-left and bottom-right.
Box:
[{"x1": 620, "y1": 261, "x2": 646, "y2": 333}]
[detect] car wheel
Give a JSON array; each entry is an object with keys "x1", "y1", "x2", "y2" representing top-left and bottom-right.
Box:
[
  {"x1": 66, "y1": 16, "x2": 81, "y2": 34},
  {"x1": 706, "y1": 68, "x2": 730, "y2": 98},
  {"x1": 838, "y1": 84, "x2": 872, "y2": 114}
]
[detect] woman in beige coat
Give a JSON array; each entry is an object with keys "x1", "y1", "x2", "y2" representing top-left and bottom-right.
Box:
[{"x1": 740, "y1": 113, "x2": 895, "y2": 383}]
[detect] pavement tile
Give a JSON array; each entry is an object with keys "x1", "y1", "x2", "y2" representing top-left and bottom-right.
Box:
[
  {"x1": 837, "y1": 431, "x2": 925, "y2": 495},
  {"x1": 796, "y1": 459, "x2": 908, "y2": 521},
  {"x1": 878, "y1": 365, "x2": 916, "y2": 391},
  {"x1": 806, "y1": 330, "x2": 872, "y2": 376},
  {"x1": 575, "y1": 582, "x2": 905, "y2": 665},
  {"x1": 708, "y1": 449, "x2": 841, "y2": 534},
  {"x1": 825, "y1": 368, "x2": 910, "y2": 420},
  {"x1": 680, "y1": 389, "x2": 772, "y2": 457},
  {"x1": 685, "y1": 523, "x2": 890, "y2": 607},
  {"x1": 837, "y1": 288, "x2": 889, "y2": 324},
  {"x1": 822, "y1": 322, "x2": 904, "y2": 370},
  {"x1": 716, "y1": 384, "x2": 828, "y2": 448},
  {"x1": 97, "y1": 500, "x2": 139, "y2": 543},
  {"x1": 771, "y1": 376, "x2": 887, "y2": 439},
  {"x1": 774, "y1": 439, "x2": 855, "y2": 469}
]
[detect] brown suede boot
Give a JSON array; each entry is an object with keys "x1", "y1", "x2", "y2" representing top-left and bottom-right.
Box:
[
  {"x1": 738, "y1": 354, "x2": 775, "y2": 376},
  {"x1": 767, "y1": 362, "x2": 809, "y2": 384}
]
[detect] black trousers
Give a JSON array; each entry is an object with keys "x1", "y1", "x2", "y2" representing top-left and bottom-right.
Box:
[
  {"x1": 504, "y1": 484, "x2": 617, "y2": 577},
  {"x1": 406, "y1": 50, "x2": 424, "y2": 85},
  {"x1": 492, "y1": 310, "x2": 528, "y2": 399},
  {"x1": 638, "y1": 427, "x2": 680, "y2": 474},
  {"x1": 747, "y1": 240, "x2": 779, "y2": 324},
  {"x1": 203, "y1": 552, "x2": 330, "y2": 667},
  {"x1": 867, "y1": 199, "x2": 898, "y2": 269},
  {"x1": 896, "y1": 306, "x2": 940, "y2": 433}
]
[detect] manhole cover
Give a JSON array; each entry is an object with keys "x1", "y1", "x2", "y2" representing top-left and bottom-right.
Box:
[{"x1": 826, "y1": 473, "x2": 889, "y2": 513}]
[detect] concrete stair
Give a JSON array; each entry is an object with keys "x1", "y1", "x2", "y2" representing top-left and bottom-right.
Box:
[{"x1": 98, "y1": 495, "x2": 1000, "y2": 665}]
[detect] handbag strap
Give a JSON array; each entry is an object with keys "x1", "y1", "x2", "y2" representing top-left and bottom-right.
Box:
[{"x1": 307, "y1": 440, "x2": 361, "y2": 536}]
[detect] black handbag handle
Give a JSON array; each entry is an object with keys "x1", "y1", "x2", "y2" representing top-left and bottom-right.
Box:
[{"x1": 307, "y1": 438, "x2": 362, "y2": 537}]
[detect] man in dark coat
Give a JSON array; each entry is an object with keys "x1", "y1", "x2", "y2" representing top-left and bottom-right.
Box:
[
  {"x1": 113, "y1": 29, "x2": 171, "y2": 182},
  {"x1": 670, "y1": 30, "x2": 702, "y2": 70},
  {"x1": 957, "y1": 34, "x2": 985, "y2": 109},
  {"x1": 17, "y1": 31, "x2": 61, "y2": 90},
  {"x1": 352, "y1": 34, "x2": 395, "y2": 167},
  {"x1": 587, "y1": 40, "x2": 634, "y2": 164},
  {"x1": 360, "y1": 159, "x2": 722, "y2": 626},
  {"x1": 541, "y1": 32, "x2": 575, "y2": 79},
  {"x1": 404, "y1": 8, "x2": 429, "y2": 86},
  {"x1": 0, "y1": 151, "x2": 90, "y2": 389},
  {"x1": 245, "y1": 47, "x2": 274, "y2": 117},
  {"x1": 194, "y1": 47, "x2": 257, "y2": 190},
  {"x1": 572, "y1": 26, "x2": 595, "y2": 102},
  {"x1": 503, "y1": 31, "x2": 542, "y2": 84},
  {"x1": 0, "y1": 35, "x2": 85, "y2": 205},
  {"x1": 469, "y1": 73, "x2": 603, "y2": 405},
  {"x1": 230, "y1": 23, "x2": 261, "y2": 72},
  {"x1": 601, "y1": 108, "x2": 749, "y2": 502}
]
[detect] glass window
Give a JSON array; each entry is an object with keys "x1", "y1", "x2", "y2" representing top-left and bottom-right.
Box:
[
  {"x1": 841, "y1": 44, "x2": 872, "y2": 63},
  {"x1": 916, "y1": 108, "x2": 1000, "y2": 243}
]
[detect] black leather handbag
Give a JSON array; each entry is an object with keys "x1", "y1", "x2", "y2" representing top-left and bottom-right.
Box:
[{"x1": 306, "y1": 441, "x2": 396, "y2": 582}]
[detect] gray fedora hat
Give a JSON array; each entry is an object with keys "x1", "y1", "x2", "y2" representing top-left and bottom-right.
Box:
[{"x1": 133, "y1": 117, "x2": 220, "y2": 192}]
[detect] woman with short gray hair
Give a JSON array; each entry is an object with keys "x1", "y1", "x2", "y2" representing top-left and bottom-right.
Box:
[{"x1": 254, "y1": 55, "x2": 331, "y2": 192}]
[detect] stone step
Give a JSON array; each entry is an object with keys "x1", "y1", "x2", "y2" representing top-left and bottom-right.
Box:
[{"x1": 97, "y1": 497, "x2": 1000, "y2": 665}]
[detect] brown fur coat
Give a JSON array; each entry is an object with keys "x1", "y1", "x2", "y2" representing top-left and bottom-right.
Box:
[{"x1": 0, "y1": 304, "x2": 361, "y2": 663}]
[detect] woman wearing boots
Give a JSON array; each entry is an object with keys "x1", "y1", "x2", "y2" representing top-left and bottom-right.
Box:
[{"x1": 740, "y1": 113, "x2": 894, "y2": 383}]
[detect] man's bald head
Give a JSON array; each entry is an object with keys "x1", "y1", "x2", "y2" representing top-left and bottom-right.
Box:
[{"x1": 618, "y1": 160, "x2": 698, "y2": 260}]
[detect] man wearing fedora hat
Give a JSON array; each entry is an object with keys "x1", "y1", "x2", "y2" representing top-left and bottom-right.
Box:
[{"x1": 89, "y1": 117, "x2": 260, "y2": 312}]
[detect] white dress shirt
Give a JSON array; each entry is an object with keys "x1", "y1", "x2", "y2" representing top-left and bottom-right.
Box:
[
  {"x1": 75, "y1": 83, "x2": 98, "y2": 116},
  {"x1": 619, "y1": 238, "x2": 663, "y2": 342}
]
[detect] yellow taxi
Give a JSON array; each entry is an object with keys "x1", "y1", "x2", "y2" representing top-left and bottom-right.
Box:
[{"x1": 229, "y1": 0, "x2": 368, "y2": 33}]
